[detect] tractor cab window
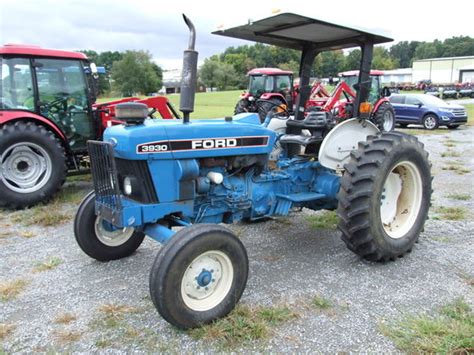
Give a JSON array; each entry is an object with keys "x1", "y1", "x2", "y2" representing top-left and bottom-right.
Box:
[
  {"x1": 342, "y1": 75, "x2": 379, "y2": 104},
  {"x1": 264, "y1": 76, "x2": 274, "y2": 92},
  {"x1": 0, "y1": 57, "x2": 34, "y2": 110},
  {"x1": 275, "y1": 75, "x2": 291, "y2": 95},
  {"x1": 248, "y1": 75, "x2": 266, "y2": 95},
  {"x1": 34, "y1": 58, "x2": 92, "y2": 150}
]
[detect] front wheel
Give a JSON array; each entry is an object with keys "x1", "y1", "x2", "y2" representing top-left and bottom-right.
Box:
[
  {"x1": 338, "y1": 132, "x2": 432, "y2": 261},
  {"x1": 372, "y1": 102, "x2": 395, "y2": 132},
  {"x1": 149, "y1": 224, "x2": 248, "y2": 329},
  {"x1": 74, "y1": 191, "x2": 145, "y2": 261},
  {"x1": 422, "y1": 114, "x2": 439, "y2": 130}
]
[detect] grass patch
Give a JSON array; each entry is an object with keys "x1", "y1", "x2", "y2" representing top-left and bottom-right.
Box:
[
  {"x1": 11, "y1": 202, "x2": 72, "y2": 227},
  {"x1": 441, "y1": 150, "x2": 461, "y2": 158},
  {"x1": 463, "y1": 103, "x2": 474, "y2": 125},
  {"x1": 305, "y1": 211, "x2": 338, "y2": 230},
  {"x1": 55, "y1": 183, "x2": 88, "y2": 204},
  {"x1": 434, "y1": 206, "x2": 467, "y2": 220},
  {"x1": 0, "y1": 323, "x2": 16, "y2": 341},
  {"x1": 311, "y1": 295, "x2": 332, "y2": 310},
  {"x1": 53, "y1": 329, "x2": 82, "y2": 344},
  {"x1": 444, "y1": 141, "x2": 456, "y2": 148},
  {"x1": 380, "y1": 298, "x2": 474, "y2": 353},
  {"x1": 189, "y1": 304, "x2": 298, "y2": 348},
  {"x1": 34, "y1": 257, "x2": 63, "y2": 272},
  {"x1": 95, "y1": 303, "x2": 138, "y2": 329},
  {"x1": 0, "y1": 231, "x2": 12, "y2": 239},
  {"x1": 0, "y1": 279, "x2": 29, "y2": 301},
  {"x1": 54, "y1": 312, "x2": 77, "y2": 325},
  {"x1": 447, "y1": 193, "x2": 471, "y2": 201},
  {"x1": 457, "y1": 271, "x2": 474, "y2": 287},
  {"x1": 442, "y1": 163, "x2": 471, "y2": 175}
]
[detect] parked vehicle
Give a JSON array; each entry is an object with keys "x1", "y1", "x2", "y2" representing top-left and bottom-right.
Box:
[
  {"x1": 75, "y1": 13, "x2": 432, "y2": 329},
  {"x1": 0, "y1": 44, "x2": 179, "y2": 209},
  {"x1": 389, "y1": 94, "x2": 468, "y2": 130}
]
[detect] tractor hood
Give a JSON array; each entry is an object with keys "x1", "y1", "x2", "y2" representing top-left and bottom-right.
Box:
[{"x1": 103, "y1": 113, "x2": 276, "y2": 160}]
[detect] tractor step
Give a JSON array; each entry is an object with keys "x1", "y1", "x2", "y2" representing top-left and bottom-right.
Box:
[{"x1": 276, "y1": 192, "x2": 325, "y2": 202}]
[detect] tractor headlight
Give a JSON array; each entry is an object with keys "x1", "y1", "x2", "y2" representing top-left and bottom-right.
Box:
[{"x1": 124, "y1": 176, "x2": 132, "y2": 195}]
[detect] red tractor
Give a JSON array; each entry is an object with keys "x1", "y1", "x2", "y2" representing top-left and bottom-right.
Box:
[
  {"x1": 0, "y1": 44, "x2": 179, "y2": 209},
  {"x1": 234, "y1": 68, "x2": 295, "y2": 121},
  {"x1": 305, "y1": 70, "x2": 395, "y2": 131}
]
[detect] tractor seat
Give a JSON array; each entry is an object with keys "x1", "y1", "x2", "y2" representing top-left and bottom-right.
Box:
[{"x1": 279, "y1": 134, "x2": 322, "y2": 146}]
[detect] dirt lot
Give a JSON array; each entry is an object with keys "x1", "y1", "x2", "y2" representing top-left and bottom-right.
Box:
[{"x1": 1, "y1": 126, "x2": 473, "y2": 352}]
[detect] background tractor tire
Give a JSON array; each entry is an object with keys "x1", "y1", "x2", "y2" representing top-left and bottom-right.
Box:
[
  {"x1": 337, "y1": 132, "x2": 432, "y2": 262},
  {"x1": 234, "y1": 99, "x2": 250, "y2": 115},
  {"x1": 422, "y1": 114, "x2": 439, "y2": 130},
  {"x1": 74, "y1": 191, "x2": 145, "y2": 261},
  {"x1": 257, "y1": 98, "x2": 285, "y2": 123},
  {"x1": 0, "y1": 122, "x2": 67, "y2": 209},
  {"x1": 149, "y1": 224, "x2": 248, "y2": 329},
  {"x1": 372, "y1": 102, "x2": 395, "y2": 131}
]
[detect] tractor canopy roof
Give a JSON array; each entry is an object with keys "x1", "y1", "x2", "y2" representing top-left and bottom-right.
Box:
[
  {"x1": 247, "y1": 68, "x2": 293, "y2": 76},
  {"x1": 339, "y1": 70, "x2": 385, "y2": 77},
  {"x1": 0, "y1": 44, "x2": 88, "y2": 60},
  {"x1": 213, "y1": 12, "x2": 392, "y2": 51}
]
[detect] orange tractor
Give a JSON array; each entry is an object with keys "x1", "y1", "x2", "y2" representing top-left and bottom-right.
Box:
[{"x1": 0, "y1": 44, "x2": 179, "y2": 209}]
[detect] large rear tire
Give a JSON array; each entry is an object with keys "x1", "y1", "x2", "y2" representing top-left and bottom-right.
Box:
[
  {"x1": 149, "y1": 224, "x2": 248, "y2": 329},
  {"x1": 372, "y1": 102, "x2": 395, "y2": 132},
  {"x1": 337, "y1": 132, "x2": 432, "y2": 261},
  {"x1": 74, "y1": 191, "x2": 145, "y2": 261},
  {"x1": 257, "y1": 98, "x2": 285, "y2": 123},
  {"x1": 0, "y1": 122, "x2": 67, "y2": 209}
]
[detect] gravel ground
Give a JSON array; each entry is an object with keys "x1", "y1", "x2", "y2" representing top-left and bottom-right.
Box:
[{"x1": 1, "y1": 126, "x2": 473, "y2": 352}]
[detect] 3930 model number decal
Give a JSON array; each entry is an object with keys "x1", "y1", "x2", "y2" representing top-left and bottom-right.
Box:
[{"x1": 136, "y1": 136, "x2": 269, "y2": 154}]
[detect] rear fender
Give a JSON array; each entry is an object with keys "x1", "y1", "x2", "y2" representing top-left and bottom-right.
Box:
[
  {"x1": 0, "y1": 110, "x2": 66, "y2": 141},
  {"x1": 260, "y1": 93, "x2": 286, "y2": 103},
  {"x1": 373, "y1": 97, "x2": 390, "y2": 113}
]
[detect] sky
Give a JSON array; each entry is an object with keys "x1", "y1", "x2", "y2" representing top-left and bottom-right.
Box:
[{"x1": 1, "y1": 0, "x2": 473, "y2": 70}]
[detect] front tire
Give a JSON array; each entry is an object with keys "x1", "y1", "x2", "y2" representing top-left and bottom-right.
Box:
[
  {"x1": 422, "y1": 114, "x2": 439, "y2": 130},
  {"x1": 149, "y1": 224, "x2": 248, "y2": 329},
  {"x1": 74, "y1": 191, "x2": 145, "y2": 261},
  {"x1": 337, "y1": 132, "x2": 432, "y2": 261},
  {"x1": 0, "y1": 122, "x2": 67, "y2": 209},
  {"x1": 372, "y1": 102, "x2": 395, "y2": 131}
]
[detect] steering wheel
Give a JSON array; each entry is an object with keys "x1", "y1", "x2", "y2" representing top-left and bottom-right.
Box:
[
  {"x1": 256, "y1": 99, "x2": 291, "y2": 120},
  {"x1": 43, "y1": 96, "x2": 68, "y2": 113}
]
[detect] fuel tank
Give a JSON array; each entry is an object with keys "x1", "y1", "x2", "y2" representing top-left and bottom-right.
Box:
[{"x1": 103, "y1": 113, "x2": 276, "y2": 160}]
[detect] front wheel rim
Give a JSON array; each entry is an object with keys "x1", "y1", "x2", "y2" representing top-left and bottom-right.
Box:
[
  {"x1": 181, "y1": 250, "x2": 234, "y2": 312},
  {"x1": 380, "y1": 161, "x2": 423, "y2": 239},
  {"x1": 94, "y1": 216, "x2": 135, "y2": 247},
  {"x1": 0, "y1": 142, "x2": 52, "y2": 193},
  {"x1": 424, "y1": 116, "x2": 436, "y2": 129}
]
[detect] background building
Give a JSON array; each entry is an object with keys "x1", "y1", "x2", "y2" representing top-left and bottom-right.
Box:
[{"x1": 412, "y1": 56, "x2": 474, "y2": 84}]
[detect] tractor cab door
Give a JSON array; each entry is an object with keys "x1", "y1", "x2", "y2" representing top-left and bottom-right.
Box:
[{"x1": 33, "y1": 58, "x2": 93, "y2": 151}]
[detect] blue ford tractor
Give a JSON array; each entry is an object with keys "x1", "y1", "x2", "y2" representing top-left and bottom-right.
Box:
[{"x1": 74, "y1": 13, "x2": 432, "y2": 329}]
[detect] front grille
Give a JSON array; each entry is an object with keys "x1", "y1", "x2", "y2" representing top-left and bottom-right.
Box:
[
  {"x1": 115, "y1": 158, "x2": 158, "y2": 204},
  {"x1": 87, "y1": 141, "x2": 122, "y2": 218},
  {"x1": 452, "y1": 109, "x2": 466, "y2": 117}
]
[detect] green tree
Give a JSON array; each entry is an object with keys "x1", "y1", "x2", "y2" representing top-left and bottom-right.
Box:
[
  {"x1": 111, "y1": 50, "x2": 161, "y2": 96},
  {"x1": 372, "y1": 47, "x2": 398, "y2": 70},
  {"x1": 199, "y1": 58, "x2": 221, "y2": 89}
]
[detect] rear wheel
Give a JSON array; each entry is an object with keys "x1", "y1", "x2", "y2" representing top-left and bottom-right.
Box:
[
  {"x1": 234, "y1": 99, "x2": 250, "y2": 115},
  {"x1": 0, "y1": 122, "x2": 67, "y2": 209},
  {"x1": 338, "y1": 132, "x2": 432, "y2": 261},
  {"x1": 149, "y1": 224, "x2": 248, "y2": 329},
  {"x1": 422, "y1": 114, "x2": 439, "y2": 130},
  {"x1": 372, "y1": 102, "x2": 395, "y2": 131},
  {"x1": 74, "y1": 191, "x2": 145, "y2": 261}
]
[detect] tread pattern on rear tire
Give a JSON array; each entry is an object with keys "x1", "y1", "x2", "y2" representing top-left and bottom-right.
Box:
[{"x1": 337, "y1": 131, "x2": 432, "y2": 262}]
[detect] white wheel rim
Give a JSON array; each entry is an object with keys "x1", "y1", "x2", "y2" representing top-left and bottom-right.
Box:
[
  {"x1": 380, "y1": 161, "x2": 423, "y2": 239},
  {"x1": 383, "y1": 111, "x2": 394, "y2": 131},
  {"x1": 94, "y1": 216, "x2": 135, "y2": 247},
  {"x1": 0, "y1": 142, "x2": 52, "y2": 193},
  {"x1": 424, "y1": 116, "x2": 436, "y2": 129},
  {"x1": 181, "y1": 250, "x2": 234, "y2": 312}
]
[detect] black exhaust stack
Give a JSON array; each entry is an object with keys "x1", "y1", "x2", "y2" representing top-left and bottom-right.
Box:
[{"x1": 179, "y1": 14, "x2": 198, "y2": 124}]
